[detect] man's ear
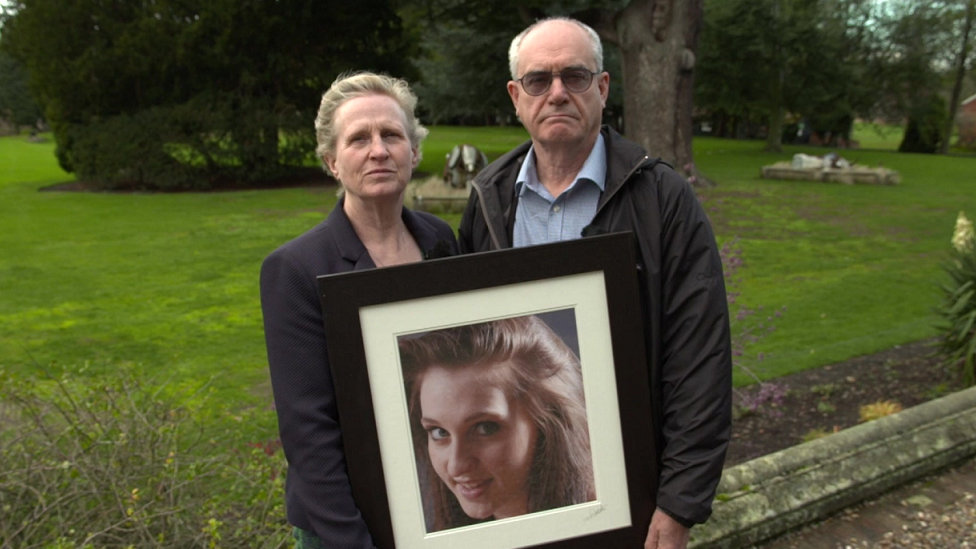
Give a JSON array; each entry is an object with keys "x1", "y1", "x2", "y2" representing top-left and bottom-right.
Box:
[
  {"x1": 411, "y1": 146, "x2": 420, "y2": 169},
  {"x1": 507, "y1": 80, "x2": 520, "y2": 114},
  {"x1": 598, "y1": 72, "x2": 610, "y2": 104}
]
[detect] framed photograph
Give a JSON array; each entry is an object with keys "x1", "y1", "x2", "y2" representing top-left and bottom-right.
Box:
[{"x1": 318, "y1": 232, "x2": 656, "y2": 549}]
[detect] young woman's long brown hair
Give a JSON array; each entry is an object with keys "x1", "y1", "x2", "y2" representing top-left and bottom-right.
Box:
[{"x1": 399, "y1": 315, "x2": 595, "y2": 532}]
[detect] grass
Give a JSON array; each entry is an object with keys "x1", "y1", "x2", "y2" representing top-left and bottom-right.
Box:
[
  {"x1": 694, "y1": 137, "x2": 976, "y2": 383},
  {"x1": 416, "y1": 125, "x2": 529, "y2": 175},
  {"x1": 1, "y1": 137, "x2": 336, "y2": 409},
  {"x1": 1, "y1": 127, "x2": 973, "y2": 399},
  {"x1": 850, "y1": 120, "x2": 970, "y2": 153},
  {"x1": 851, "y1": 121, "x2": 905, "y2": 150}
]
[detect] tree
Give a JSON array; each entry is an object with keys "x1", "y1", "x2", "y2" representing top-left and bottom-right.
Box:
[
  {"x1": 1, "y1": 0, "x2": 417, "y2": 189},
  {"x1": 694, "y1": 0, "x2": 882, "y2": 151},
  {"x1": 405, "y1": 3, "x2": 627, "y2": 131},
  {"x1": 863, "y1": 1, "x2": 959, "y2": 152},
  {"x1": 408, "y1": 0, "x2": 707, "y2": 182},
  {"x1": 579, "y1": 0, "x2": 705, "y2": 178},
  {"x1": 0, "y1": 50, "x2": 42, "y2": 127},
  {"x1": 942, "y1": 0, "x2": 976, "y2": 153},
  {"x1": 411, "y1": 23, "x2": 516, "y2": 125},
  {"x1": 695, "y1": 0, "x2": 802, "y2": 149}
]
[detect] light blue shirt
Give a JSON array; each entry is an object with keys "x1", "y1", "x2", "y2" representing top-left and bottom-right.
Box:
[{"x1": 513, "y1": 133, "x2": 607, "y2": 247}]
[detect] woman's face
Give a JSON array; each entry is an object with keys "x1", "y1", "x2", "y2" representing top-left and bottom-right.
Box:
[
  {"x1": 324, "y1": 94, "x2": 418, "y2": 204},
  {"x1": 419, "y1": 361, "x2": 538, "y2": 520}
]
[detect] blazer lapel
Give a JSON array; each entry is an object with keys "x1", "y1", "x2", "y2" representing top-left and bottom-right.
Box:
[{"x1": 326, "y1": 197, "x2": 375, "y2": 269}]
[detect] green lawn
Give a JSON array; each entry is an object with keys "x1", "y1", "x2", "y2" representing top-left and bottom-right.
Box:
[
  {"x1": 1, "y1": 137, "x2": 335, "y2": 406},
  {"x1": 1, "y1": 130, "x2": 972, "y2": 398},
  {"x1": 416, "y1": 125, "x2": 529, "y2": 175},
  {"x1": 694, "y1": 137, "x2": 975, "y2": 383},
  {"x1": 851, "y1": 121, "x2": 905, "y2": 150}
]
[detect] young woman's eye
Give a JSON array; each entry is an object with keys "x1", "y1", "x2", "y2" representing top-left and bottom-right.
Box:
[
  {"x1": 474, "y1": 421, "x2": 500, "y2": 436},
  {"x1": 427, "y1": 427, "x2": 449, "y2": 441}
]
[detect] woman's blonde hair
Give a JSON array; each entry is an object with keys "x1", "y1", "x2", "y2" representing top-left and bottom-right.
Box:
[
  {"x1": 399, "y1": 315, "x2": 595, "y2": 532},
  {"x1": 314, "y1": 71, "x2": 428, "y2": 175}
]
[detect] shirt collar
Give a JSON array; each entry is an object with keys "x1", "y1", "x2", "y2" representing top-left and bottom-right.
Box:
[{"x1": 516, "y1": 133, "x2": 607, "y2": 199}]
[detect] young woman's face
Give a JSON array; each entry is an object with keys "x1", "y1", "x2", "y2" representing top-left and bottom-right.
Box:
[{"x1": 419, "y1": 361, "x2": 538, "y2": 520}]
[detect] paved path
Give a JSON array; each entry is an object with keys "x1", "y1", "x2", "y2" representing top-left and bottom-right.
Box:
[{"x1": 757, "y1": 456, "x2": 976, "y2": 548}]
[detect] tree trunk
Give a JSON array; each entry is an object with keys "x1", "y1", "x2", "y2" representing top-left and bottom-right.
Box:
[
  {"x1": 764, "y1": 76, "x2": 785, "y2": 150},
  {"x1": 942, "y1": 0, "x2": 975, "y2": 155},
  {"x1": 765, "y1": 104, "x2": 785, "y2": 153},
  {"x1": 764, "y1": 0, "x2": 784, "y2": 153},
  {"x1": 602, "y1": 0, "x2": 706, "y2": 186}
]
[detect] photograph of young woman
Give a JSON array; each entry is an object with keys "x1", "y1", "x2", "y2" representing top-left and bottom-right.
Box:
[{"x1": 398, "y1": 314, "x2": 596, "y2": 532}]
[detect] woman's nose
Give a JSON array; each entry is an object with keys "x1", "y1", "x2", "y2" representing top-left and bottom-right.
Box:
[
  {"x1": 446, "y1": 441, "x2": 476, "y2": 477},
  {"x1": 368, "y1": 135, "x2": 390, "y2": 159}
]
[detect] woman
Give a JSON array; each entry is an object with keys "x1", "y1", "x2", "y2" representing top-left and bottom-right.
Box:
[
  {"x1": 260, "y1": 72, "x2": 457, "y2": 548},
  {"x1": 399, "y1": 315, "x2": 596, "y2": 532}
]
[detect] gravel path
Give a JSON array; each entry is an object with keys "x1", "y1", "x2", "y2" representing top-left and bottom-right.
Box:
[
  {"x1": 869, "y1": 492, "x2": 975, "y2": 548},
  {"x1": 760, "y1": 457, "x2": 976, "y2": 549}
]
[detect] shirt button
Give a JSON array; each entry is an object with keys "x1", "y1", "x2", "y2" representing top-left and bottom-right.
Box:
[{"x1": 553, "y1": 205, "x2": 562, "y2": 213}]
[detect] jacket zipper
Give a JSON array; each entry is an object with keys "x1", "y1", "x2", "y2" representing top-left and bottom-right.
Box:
[{"x1": 593, "y1": 155, "x2": 652, "y2": 220}]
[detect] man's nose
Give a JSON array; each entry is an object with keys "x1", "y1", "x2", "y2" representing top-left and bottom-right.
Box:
[{"x1": 547, "y1": 75, "x2": 570, "y2": 103}]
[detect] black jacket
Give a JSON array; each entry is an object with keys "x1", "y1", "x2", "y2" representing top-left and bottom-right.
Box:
[
  {"x1": 260, "y1": 198, "x2": 457, "y2": 547},
  {"x1": 458, "y1": 126, "x2": 732, "y2": 526}
]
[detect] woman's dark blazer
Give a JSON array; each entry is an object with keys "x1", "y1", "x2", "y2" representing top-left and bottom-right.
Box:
[{"x1": 260, "y1": 197, "x2": 457, "y2": 548}]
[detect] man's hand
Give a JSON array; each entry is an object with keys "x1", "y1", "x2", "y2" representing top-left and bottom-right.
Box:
[{"x1": 644, "y1": 508, "x2": 690, "y2": 549}]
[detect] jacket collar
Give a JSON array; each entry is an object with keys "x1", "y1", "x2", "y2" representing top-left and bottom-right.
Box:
[
  {"x1": 470, "y1": 126, "x2": 659, "y2": 249},
  {"x1": 326, "y1": 195, "x2": 445, "y2": 268},
  {"x1": 598, "y1": 126, "x2": 659, "y2": 210}
]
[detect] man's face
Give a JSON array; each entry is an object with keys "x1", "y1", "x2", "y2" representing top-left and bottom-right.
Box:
[{"x1": 507, "y1": 21, "x2": 609, "y2": 149}]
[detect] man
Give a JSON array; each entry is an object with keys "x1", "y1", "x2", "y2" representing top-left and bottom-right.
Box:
[{"x1": 458, "y1": 17, "x2": 732, "y2": 549}]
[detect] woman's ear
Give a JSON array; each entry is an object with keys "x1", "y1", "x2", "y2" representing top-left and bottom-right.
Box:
[
  {"x1": 323, "y1": 154, "x2": 339, "y2": 179},
  {"x1": 411, "y1": 146, "x2": 420, "y2": 169}
]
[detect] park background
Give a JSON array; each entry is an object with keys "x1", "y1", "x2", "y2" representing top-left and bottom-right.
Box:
[{"x1": 2, "y1": 0, "x2": 976, "y2": 547}]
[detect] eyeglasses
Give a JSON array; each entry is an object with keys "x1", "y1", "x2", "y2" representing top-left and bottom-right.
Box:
[{"x1": 515, "y1": 68, "x2": 600, "y2": 96}]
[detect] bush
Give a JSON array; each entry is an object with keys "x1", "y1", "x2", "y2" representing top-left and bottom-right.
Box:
[
  {"x1": 858, "y1": 400, "x2": 903, "y2": 422},
  {"x1": 898, "y1": 94, "x2": 947, "y2": 154},
  {"x1": 58, "y1": 99, "x2": 317, "y2": 191},
  {"x1": 935, "y1": 212, "x2": 976, "y2": 386},
  {"x1": 0, "y1": 363, "x2": 290, "y2": 548},
  {"x1": 64, "y1": 110, "x2": 198, "y2": 191}
]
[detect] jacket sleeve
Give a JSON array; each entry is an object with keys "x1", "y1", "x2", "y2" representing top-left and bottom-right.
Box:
[
  {"x1": 260, "y1": 248, "x2": 375, "y2": 548},
  {"x1": 653, "y1": 171, "x2": 733, "y2": 526}
]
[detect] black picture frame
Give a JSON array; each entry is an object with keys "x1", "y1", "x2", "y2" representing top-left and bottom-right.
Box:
[{"x1": 318, "y1": 232, "x2": 656, "y2": 549}]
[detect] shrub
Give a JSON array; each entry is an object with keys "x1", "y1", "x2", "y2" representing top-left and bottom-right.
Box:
[
  {"x1": 898, "y1": 94, "x2": 947, "y2": 154},
  {"x1": 816, "y1": 401, "x2": 836, "y2": 414},
  {"x1": 858, "y1": 400, "x2": 903, "y2": 422},
  {"x1": 935, "y1": 211, "x2": 976, "y2": 386},
  {"x1": 59, "y1": 99, "x2": 316, "y2": 191},
  {"x1": 65, "y1": 110, "x2": 197, "y2": 191},
  {"x1": 0, "y1": 363, "x2": 290, "y2": 548},
  {"x1": 801, "y1": 427, "x2": 830, "y2": 443},
  {"x1": 810, "y1": 383, "x2": 837, "y2": 399}
]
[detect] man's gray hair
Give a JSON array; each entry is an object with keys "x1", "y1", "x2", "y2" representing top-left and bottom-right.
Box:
[
  {"x1": 314, "y1": 71, "x2": 428, "y2": 174},
  {"x1": 507, "y1": 17, "x2": 604, "y2": 80}
]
